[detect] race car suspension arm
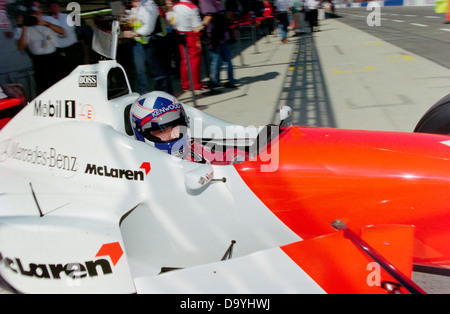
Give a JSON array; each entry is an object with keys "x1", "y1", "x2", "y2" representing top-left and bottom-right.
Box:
[
  {"x1": 29, "y1": 182, "x2": 44, "y2": 218},
  {"x1": 221, "y1": 240, "x2": 236, "y2": 261},
  {"x1": 331, "y1": 219, "x2": 426, "y2": 294}
]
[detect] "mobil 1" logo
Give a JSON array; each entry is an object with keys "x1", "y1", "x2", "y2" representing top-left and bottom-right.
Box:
[{"x1": 33, "y1": 100, "x2": 76, "y2": 119}]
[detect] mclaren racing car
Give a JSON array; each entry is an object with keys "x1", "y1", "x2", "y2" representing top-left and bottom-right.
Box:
[{"x1": 1, "y1": 60, "x2": 450, "y2": 294}]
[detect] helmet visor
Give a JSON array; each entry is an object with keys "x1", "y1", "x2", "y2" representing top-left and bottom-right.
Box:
[{"x1": 140, "y1": 106, "x2": 189, "y2": 143}]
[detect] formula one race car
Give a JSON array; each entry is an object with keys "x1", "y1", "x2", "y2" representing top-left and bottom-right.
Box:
[{"x1": 1, "y1": 59, "x2": 450, "y2": 294}]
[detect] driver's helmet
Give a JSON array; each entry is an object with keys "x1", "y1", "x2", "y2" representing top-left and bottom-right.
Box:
[{"x1": 130, "y1": 91, "x2": 190, "y2": 158}]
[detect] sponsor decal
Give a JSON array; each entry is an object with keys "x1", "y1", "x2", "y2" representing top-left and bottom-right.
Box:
[
  {"x1": 0, "y1": 141, "x2": 78, "y2": 172},
  {"x1": 0, "y1": 242, "x2": 123, "y2": 280},
  {"x1": 79, "y1": 104, "x2": 96, "y2": 121},
  {"x1": 149, "y1": 102, "x2": 182, "y2": 119},
  {"x1": 33, "y1": 100, "x2": 97, "y2": 121},
  {"x1": 84, "y1": 162, "x2": 151, "y2": 181},
  {"x1": 79, "y1": 70, "x2": 99, "y2": 75},
  {"x1": 33, "y1": 100, "x2": 76, "y2": 119},
  {"x1": 140, "y1": 98, "x2": 182, "y2": 126},
  {"x1": 198, "y1": 170, "x2": 213, "y2": 186},
  {"x1": 79, "y1": 75, "x2": 98, "y2": 87}
]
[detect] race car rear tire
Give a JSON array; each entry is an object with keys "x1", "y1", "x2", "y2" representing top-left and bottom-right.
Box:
[{"x1": 414, "y1": 94, "x2": 450, "y2": 135}]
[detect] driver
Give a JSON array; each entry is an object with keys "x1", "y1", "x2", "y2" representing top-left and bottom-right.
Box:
[{"x1": 130, "y1": 91, "x2": 248, "y2": 164}]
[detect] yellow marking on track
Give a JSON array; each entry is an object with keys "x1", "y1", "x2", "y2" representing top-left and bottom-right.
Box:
[
  {"x1": 364, "y1": 42, "x2": 383, "y2": 46},
  {"x1": 289, "y1": 65, "x2": 313, "y2": 72},
  {"x1": 384, "y1": 55, "x2": 415, "y2": 62},
  {"x1": 332, "y1": 66, "x2": 376, "y2": 74}
]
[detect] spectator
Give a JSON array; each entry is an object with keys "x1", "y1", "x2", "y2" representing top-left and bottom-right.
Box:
[
  {"x1": 16, "y1": 0, "x2": 66, "y2": 94},
  {"x1": 164, "y1": 0, "x2": 181, "y2": 78},
  {"x1": 292, "y1": 0, "x2": 306, "y2": 35},
  {"x1": 77, "y1": 20, "x2": 94, "y2": 64},
  {"x1": 305, "y1": 0, "x2": 320, "y2": 32},
  {"x1": 124, "y1": 0, "x2": 173, "y2": 94},
  {"x1": 170, "y1": 0, "x2": 207, "y2": 91},
  {"x1": 262, "y1": 0, "x2": 275, "y2": 35},
  {"x1": 198, "y1": 0, "x2": 236, "y2": 89},
  {"x1": 45, "y1": 0, "x2": 83, "y2": 76},
  {"x1": 275, "y1": 0, "x2": 293, "y2": 43},
  {"x1": 263, "y1": 0, "x2": 274, "y2": 17}
]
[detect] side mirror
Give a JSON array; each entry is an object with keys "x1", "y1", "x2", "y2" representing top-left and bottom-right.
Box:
[
  {"x1": 280, "y1": 106, "x2": 292, "y2": 124},
  {"x1": 184, "y1": 163, "x2": 214, "y2": 191}
]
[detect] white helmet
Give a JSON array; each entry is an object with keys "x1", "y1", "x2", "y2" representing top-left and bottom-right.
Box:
[{"x1": 130, "y1": 91, "x2": 190, "y2": 158}]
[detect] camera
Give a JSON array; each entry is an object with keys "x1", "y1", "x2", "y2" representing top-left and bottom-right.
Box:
[
  {"x1": 12, "y1": 3, "x2": 38, "y2": 27},
  {"x1": 18, "y1": 13, "x2": 38, "y2": 27}
]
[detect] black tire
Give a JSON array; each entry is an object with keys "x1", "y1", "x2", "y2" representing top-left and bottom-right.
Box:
[{"x1": 414, "y1": 94, "x2": 450, "y2": 135}]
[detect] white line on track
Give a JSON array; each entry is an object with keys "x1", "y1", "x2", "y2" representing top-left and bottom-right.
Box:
[{"x1": 410, "y1": 23, "x2": 429, "y2": 27}]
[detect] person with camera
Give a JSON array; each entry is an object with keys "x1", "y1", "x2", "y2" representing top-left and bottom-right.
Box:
[{"x1": 16, "y1": 1, "x2": 66, "y2": 94}]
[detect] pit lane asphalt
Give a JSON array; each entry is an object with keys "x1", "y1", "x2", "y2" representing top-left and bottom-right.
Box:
[
  {"x1": 178, "y1": 7, "x2": 450, "y2": 134},
  {"x1": 336, "y1": 5, "x2": 450, "y2": 69}
]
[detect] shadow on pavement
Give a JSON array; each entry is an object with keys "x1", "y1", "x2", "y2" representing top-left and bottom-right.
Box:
[{"x1": 276, "y1": 32, "x2": 336, "y2": 128}]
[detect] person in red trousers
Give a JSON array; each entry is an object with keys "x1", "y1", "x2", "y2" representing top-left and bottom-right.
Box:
[{"x1": 168, "y1": 0, "x2": 206, "y2": 91}]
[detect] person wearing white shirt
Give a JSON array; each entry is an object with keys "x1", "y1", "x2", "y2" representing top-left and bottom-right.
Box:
[
  {"x1": 45, "y1": 0, "x2": 83, "y2": 75},
  {"x1": 170, "y1": 0, "x2": 203, "y2": 32},
  {"x1": 305, "y1": 0, "x2": 320, "y2": 32},
  {"x1": 275, "y1": 0, "x2": 293, "y2": 42},
  {"x1": 125, "y1": 0, "x2": 160, "y2": 43},
  {"x1": 124, "y1": 0, "x2": 173, "y2": 94},
  {"x1": 169, "y1": 0, "x2": 205, "y2": 90},
  {"x1": 16, "y1": 1, "x2": 66, "y2": 94}
]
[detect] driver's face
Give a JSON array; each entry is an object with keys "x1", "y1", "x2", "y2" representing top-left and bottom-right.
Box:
[{"x1": 151, "y1": 125, "x2": 181, "y2": 142}]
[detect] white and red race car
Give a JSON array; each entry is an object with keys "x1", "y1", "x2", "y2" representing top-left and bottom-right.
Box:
[{"x1": 0, "y1": 60, "x2": 450, "y2": 294}]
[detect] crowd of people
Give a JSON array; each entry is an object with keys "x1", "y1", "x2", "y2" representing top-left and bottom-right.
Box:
[
  {"x1": 14, "y1": 0, "x2": 85, "y2": 94},
  {"x1": 122, "y1": 0, "x2": 238, "y2": 95},
  {"x1": 12, "y1": 0, "x2": 328, "y2": 96}
]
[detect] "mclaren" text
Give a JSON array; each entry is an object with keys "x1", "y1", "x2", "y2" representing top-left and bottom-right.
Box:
[
  {"x1": 0, "y1": 252, "x2": 112, "y2": 280},
  {"x1": 85, "y1": 163, "x2": 145, "y2": 181}
]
